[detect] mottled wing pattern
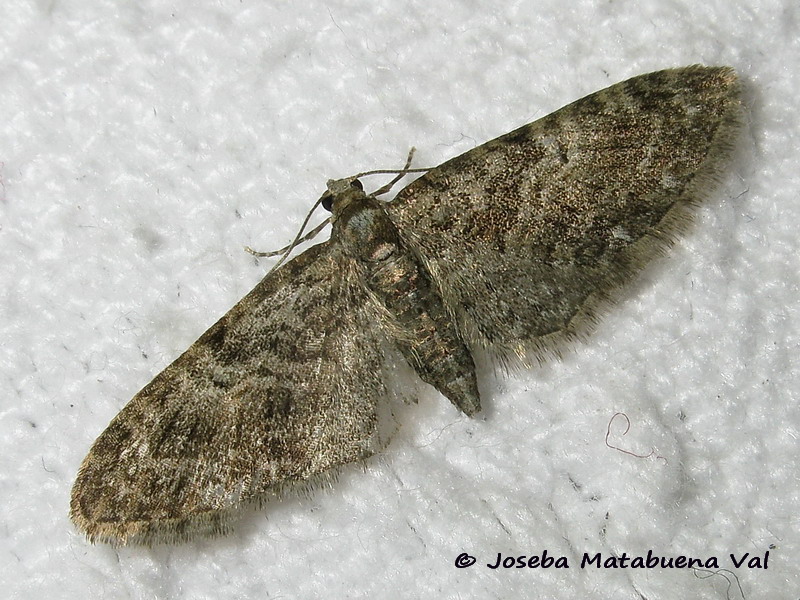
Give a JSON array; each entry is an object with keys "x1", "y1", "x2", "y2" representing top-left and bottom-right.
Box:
[
  {"x1": 70, "y1": 242, "x2": 391, "y2": 545},
  {"x1": 387, "y1": 66, "x2": 742, "y2": 359}
]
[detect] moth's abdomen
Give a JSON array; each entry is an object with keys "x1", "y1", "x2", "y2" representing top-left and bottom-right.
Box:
[
  {"x1": 370, "y1": 248, "x2": 480, "y2": 415},
  {"x1": 335, "y1": 199, "x2": 480, "y2": 415}
]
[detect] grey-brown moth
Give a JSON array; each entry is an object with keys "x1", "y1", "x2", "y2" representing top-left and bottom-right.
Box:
[{"x1": 71, "y1": 65, "x2": 743, "y2": 545}]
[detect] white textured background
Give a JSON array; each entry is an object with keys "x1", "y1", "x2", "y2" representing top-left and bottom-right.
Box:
[{"x1": 2, "y1": 1, "x2": 797, "y2": 598}]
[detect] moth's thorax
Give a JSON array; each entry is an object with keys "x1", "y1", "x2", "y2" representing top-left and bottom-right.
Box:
[{"x1": 330, "y1": 191, "x2": 401, "y2": 263}]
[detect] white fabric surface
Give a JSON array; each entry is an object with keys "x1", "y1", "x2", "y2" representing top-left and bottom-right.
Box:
[{"x1": 2, "y1": 1, "x2": 797, "y2": 598}]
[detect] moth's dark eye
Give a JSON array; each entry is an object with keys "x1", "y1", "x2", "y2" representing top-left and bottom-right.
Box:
[
  {"x1": 321, "y1": 193, "x2": 333, "y2": 212},
  {"x1": 350, "y1": 179, "x2": 363, "y2": 191}
]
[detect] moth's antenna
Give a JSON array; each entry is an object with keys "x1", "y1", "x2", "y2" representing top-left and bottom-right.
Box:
[
  {"x1": 246, "y1": 196, "x2": 327, "y2": 274},
  {"x1": 358, "y1": 148, "x2": 432, "y2": 196},
  {"x1": 245, "y1": 216, "x2": 331, "y2": 259},
  {"x1": 247, "y1": 148, "x2": 432, "y2": 272}
]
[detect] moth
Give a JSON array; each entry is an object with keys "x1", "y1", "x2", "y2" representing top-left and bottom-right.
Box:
[{"x1": 71, "y1": 66, "x2": 743, "y2": 545}]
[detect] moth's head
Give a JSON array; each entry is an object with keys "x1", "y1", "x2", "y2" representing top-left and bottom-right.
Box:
[{"x1": 320, "y1": 177, "x2": 367, "y2": 218}]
